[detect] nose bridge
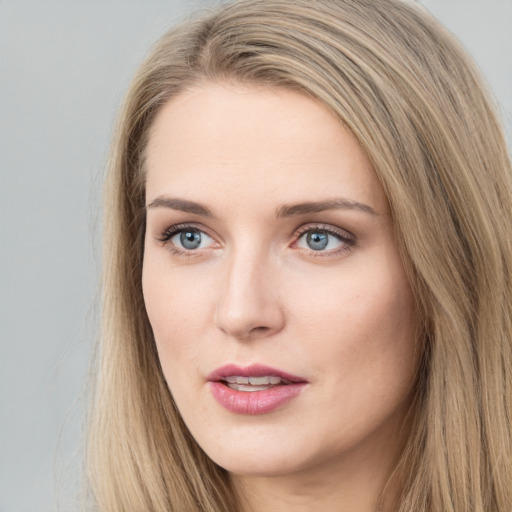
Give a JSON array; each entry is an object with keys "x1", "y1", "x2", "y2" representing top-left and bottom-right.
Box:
[{"x1": 214, "y1": 242, "x2": 284, "y2": 340}]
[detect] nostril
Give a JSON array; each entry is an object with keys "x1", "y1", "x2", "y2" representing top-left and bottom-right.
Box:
[{"x1": 252, "y1": 326, "x2": 270, "y2": 333}]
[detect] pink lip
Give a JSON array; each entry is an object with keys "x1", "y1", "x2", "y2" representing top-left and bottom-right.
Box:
[{"x1": 207, "y1": 364, "x2": 308, "y2": 415}]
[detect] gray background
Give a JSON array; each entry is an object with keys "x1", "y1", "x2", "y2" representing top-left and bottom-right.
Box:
[{"x1": 1, "y1": 1, "x2": 510, "y2": 511}]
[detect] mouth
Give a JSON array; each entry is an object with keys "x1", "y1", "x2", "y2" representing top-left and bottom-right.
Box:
[
  {"x1": 207, "y1": 364, "x2": 307, "y2": 414},
  {"x1": 208, "y1": 363, "x2": 306, "y2": 388},
  {"x1": 221, "y1": 375, "x2": 292, "y2": 392}
]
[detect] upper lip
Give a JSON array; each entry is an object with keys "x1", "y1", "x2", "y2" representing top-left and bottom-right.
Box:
[{"x1": 207, "y1": 364, "x2": 307, "y2": 383}]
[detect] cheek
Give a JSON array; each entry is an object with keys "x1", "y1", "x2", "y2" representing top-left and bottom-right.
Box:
[
  {"x1": 291, "y1": 275, "x2": 417, "y2": 450},
  {"x1": 141, "y1": 253, "x2": 211, "y2": 374},
  {"x1": 291, "y1": 259, "x2": 417, "y2": 390}
]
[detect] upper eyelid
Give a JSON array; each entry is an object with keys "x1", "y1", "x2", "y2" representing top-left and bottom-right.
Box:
[
  {"x1": 158, "y1": 222, "x2": 216, "y2": 241},
  {"x1": 293, "y1": 223, "x2": 355, "y2": 240}
]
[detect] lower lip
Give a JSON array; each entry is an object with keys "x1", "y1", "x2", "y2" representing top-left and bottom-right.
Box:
[{"x1": 209, "y1": 382, "x2": 306, "y2": 415}]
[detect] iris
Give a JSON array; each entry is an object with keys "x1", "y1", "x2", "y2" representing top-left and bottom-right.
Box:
[
  {"x1": 180, "y1": 230, "x2": 202, "y2": 249},
  {"x1": 306, "y1": 231, "x2": 329, "y2": 250}
]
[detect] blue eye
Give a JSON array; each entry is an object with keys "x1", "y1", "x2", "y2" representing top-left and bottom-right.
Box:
[
  {"x1": 168, "y1": 228, "x2": 214, "y2": 251},
  {"x1": 296, "y1": 228, "x2": 350, "y2": 252},
  {"x1": 305, "y1": 232, "x2": 329, "y2": 250},
  {"x1": 179, "y1": 230, "x2": 202, "y2": 249}
]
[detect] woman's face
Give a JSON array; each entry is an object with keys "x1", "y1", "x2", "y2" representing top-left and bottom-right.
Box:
[{"x1": 142, "y1": 83, "x2": 418, "y2": 481}]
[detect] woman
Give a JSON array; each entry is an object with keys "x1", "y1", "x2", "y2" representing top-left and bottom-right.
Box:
[{"x1": 87, "y1": 0, "x2": 512, "y2": 510}]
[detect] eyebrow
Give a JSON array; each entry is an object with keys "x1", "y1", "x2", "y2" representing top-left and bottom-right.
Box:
[
  {"x1": 146, "y1": 196, "x2": 377, "y2": 218},
  {"x1": 146, "y1": 197, "x2": 213, "y2": 216},
  {"x1": 276, "y1": 198, "x2": 378, "y2": 217}
]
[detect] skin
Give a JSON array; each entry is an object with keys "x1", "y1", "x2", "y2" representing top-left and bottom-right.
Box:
[{"x1": 142, "y1": 82, "x2": 419, "y2": 512}]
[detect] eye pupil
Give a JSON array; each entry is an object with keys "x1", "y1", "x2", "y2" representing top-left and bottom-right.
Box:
[
  {"x1": 180, "y1": 230, "x2": 202, "y2": 249},
  {"x1": 306, "y1": 231, "x2": 329, "y2": 250}
]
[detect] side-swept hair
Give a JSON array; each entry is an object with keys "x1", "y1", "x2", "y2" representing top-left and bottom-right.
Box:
[{"x1": 87, "y1": 1, "x2": 512, "y2": 510}]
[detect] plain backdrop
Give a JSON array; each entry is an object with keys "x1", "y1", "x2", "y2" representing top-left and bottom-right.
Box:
[{"x1": 1, "y1": 1, "x2": 510, "y2": 511}]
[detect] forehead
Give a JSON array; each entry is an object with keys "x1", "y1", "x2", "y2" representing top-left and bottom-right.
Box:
[{"x1": 144, "y1": 82, "x2": 388, "y2": 215}]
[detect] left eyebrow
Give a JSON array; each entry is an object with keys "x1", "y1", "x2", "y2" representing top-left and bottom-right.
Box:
[{"x1": 276, "y1": 198, "x2": 378, "y2": 217}]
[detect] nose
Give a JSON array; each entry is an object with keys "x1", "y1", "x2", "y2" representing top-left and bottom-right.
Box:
[{"x1": 214, "y1": 249, "x2": 285, "y2": 341}]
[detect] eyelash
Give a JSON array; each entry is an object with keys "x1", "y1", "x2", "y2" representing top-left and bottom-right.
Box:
[
  {"x1": 156, "y1": 223, "x2": 356, "y2": 258},
  {"x1": 292, "y1": 224, "x2": 356, "y2": 257},
  {"x1": 157, "y1": 223, "x2": 215, "y2": 258}
]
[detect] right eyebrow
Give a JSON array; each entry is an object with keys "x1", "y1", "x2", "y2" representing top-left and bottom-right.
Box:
[{"x1": 146, "y1": 196, "x2": 214, "y2": 217}]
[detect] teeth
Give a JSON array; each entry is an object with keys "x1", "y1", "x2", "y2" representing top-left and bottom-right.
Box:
[
  {"x1": 249, "y1": 376, "x2": 271, "y2": 385},
  {"x1": 228, "y1": 383, "x2": 273, "y2": 392},
  {"x1": 222, "y1": 375, "x2": 284, "y2": 387}
]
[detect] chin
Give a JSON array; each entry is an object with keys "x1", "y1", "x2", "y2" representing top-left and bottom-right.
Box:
[
  {"x1": 190, "y1": 425, "x2": 306, "y2": 476},
  {"x1": 197, "y1": 427, "x2": 332, "y2": 479},
  {"x1": 213, "y1": 450, "x2": 307, "y2": 478}
]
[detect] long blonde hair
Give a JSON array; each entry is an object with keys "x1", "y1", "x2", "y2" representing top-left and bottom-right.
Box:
[{"x1": 87, "y1": 0, "x2": 512, "y2": 510}]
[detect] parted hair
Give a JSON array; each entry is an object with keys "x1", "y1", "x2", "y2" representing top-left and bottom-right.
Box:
[{"x1": 87, "y1": 0, "x2": 512, "y2": 510}]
